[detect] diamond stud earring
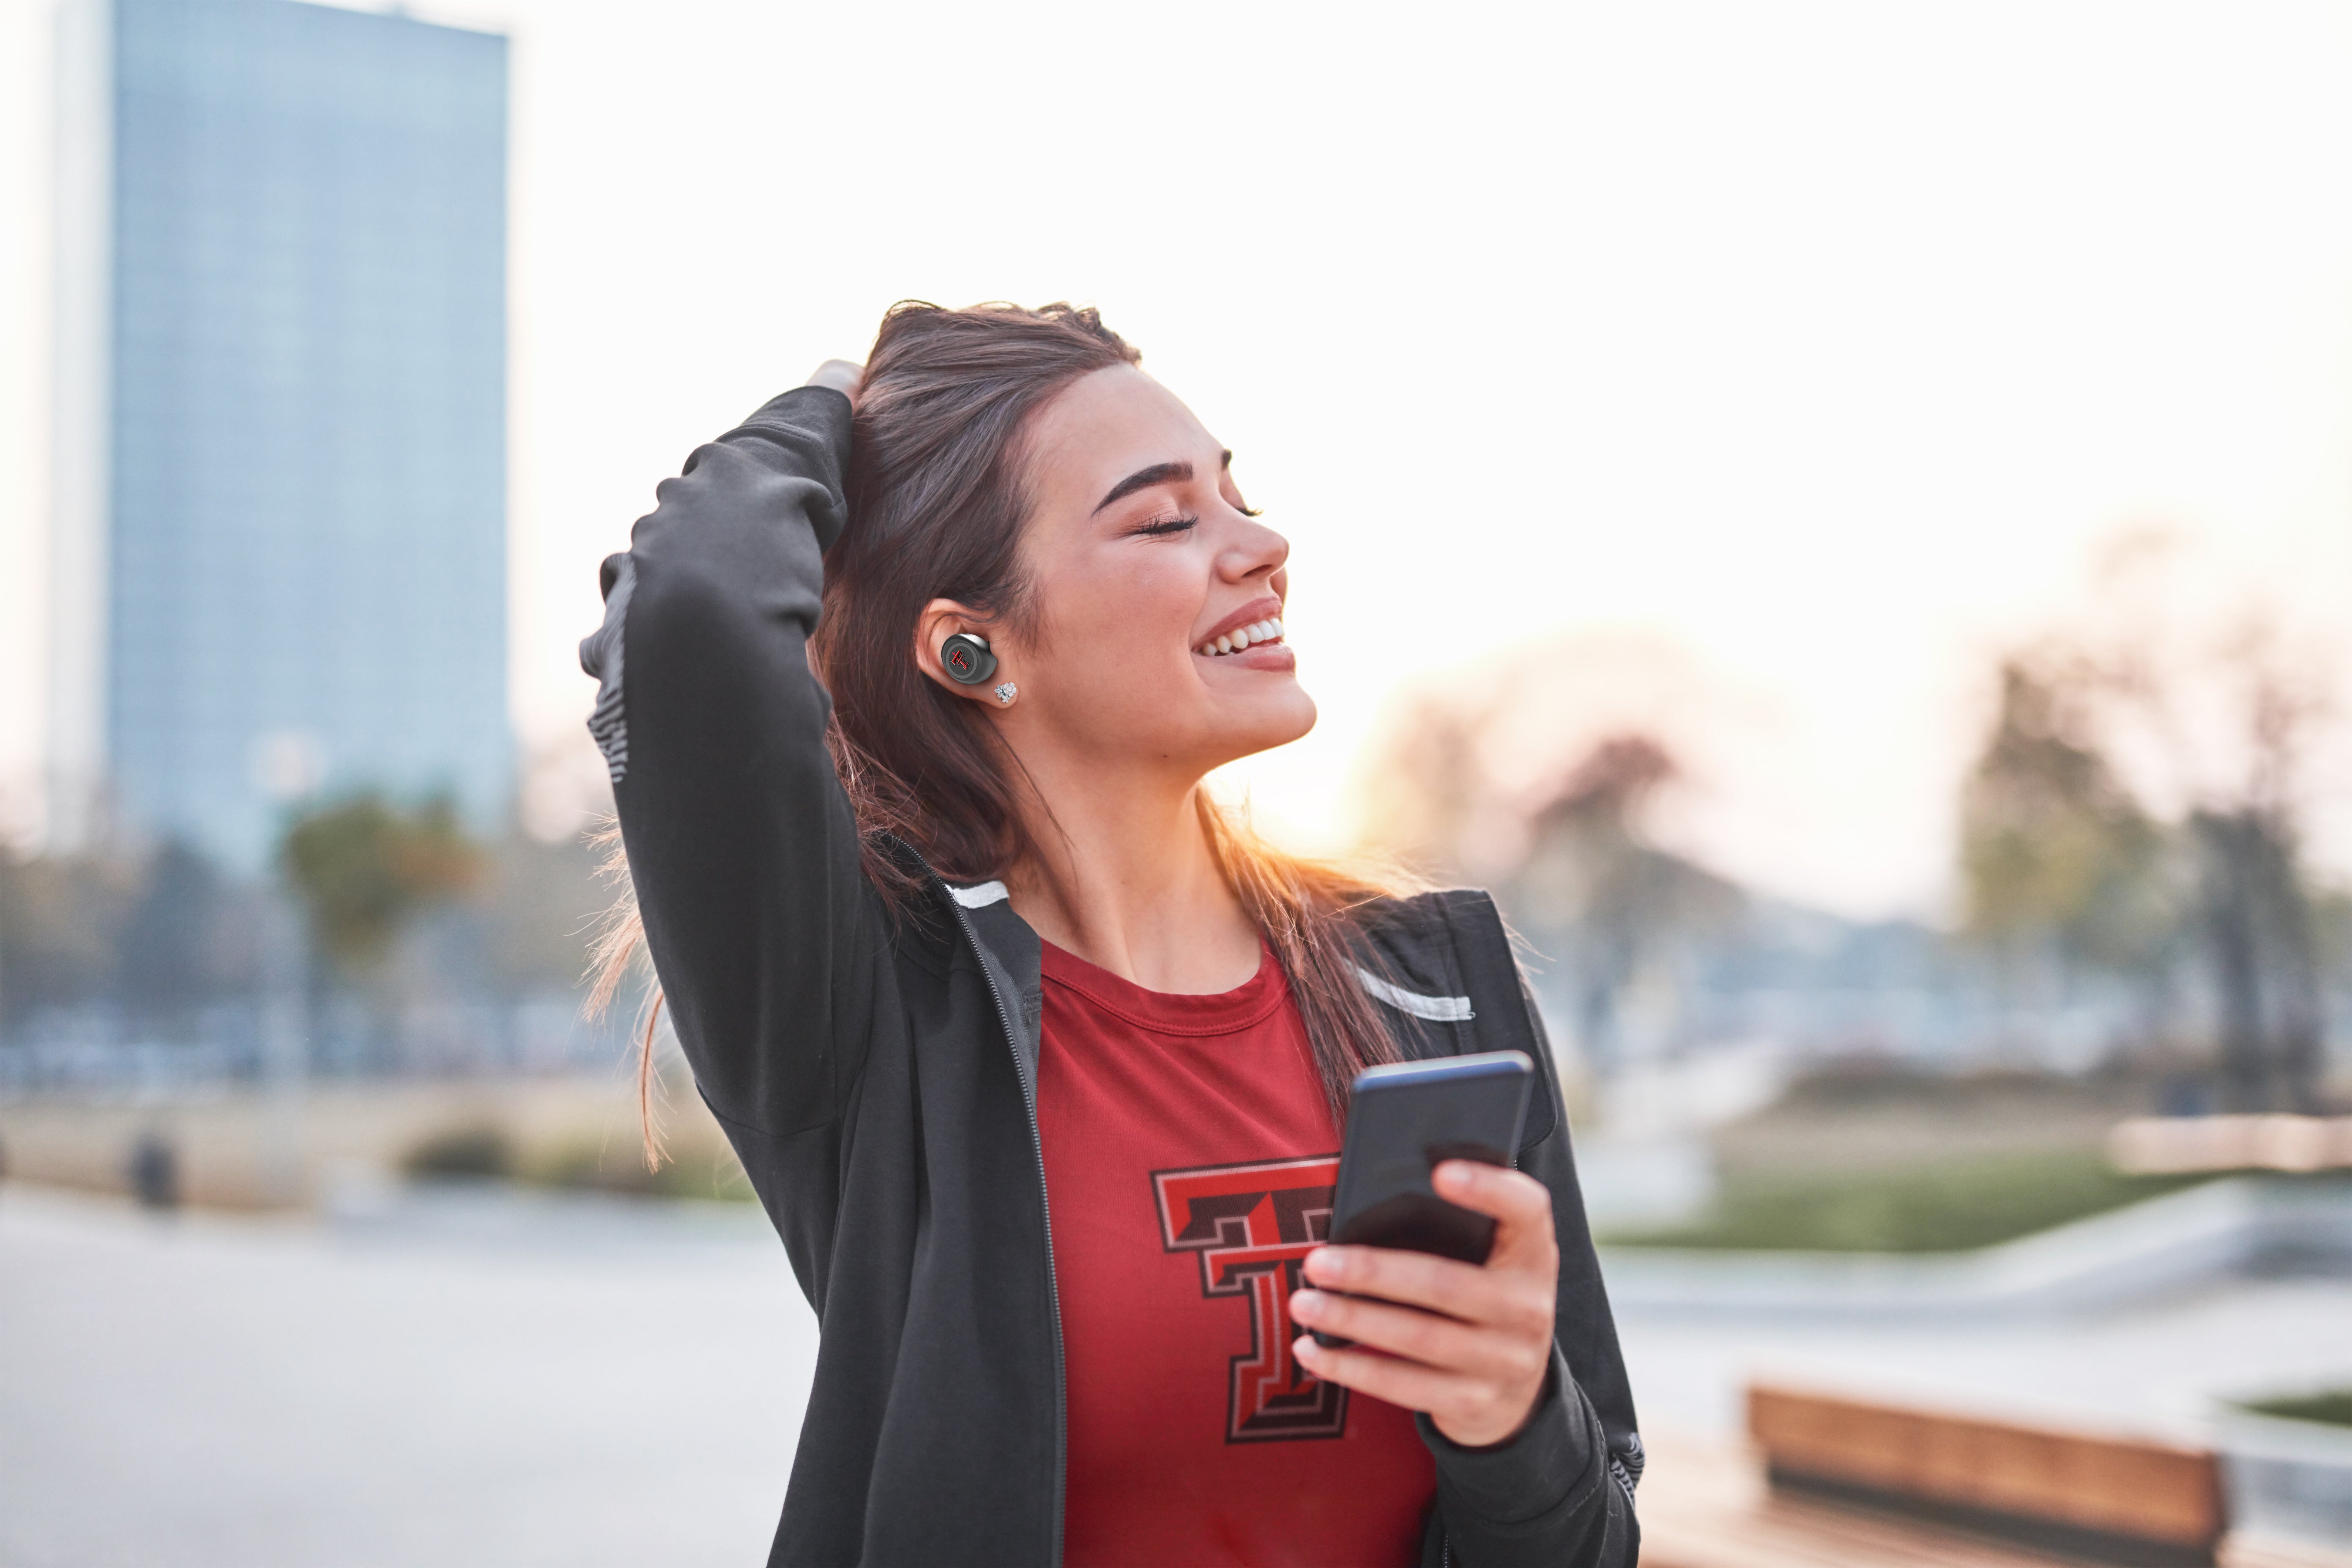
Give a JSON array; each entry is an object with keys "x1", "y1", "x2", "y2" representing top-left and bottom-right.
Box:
[{"x1": 993, "y1": 682, "x2": 1018, "y2": 707}]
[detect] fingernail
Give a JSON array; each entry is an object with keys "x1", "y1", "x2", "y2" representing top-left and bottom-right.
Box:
[
  {"x1": 1291, "y1": 1289, "x2": 1321, "y2": 1321},
  {"x1": 1308, "y1": 1249, "x2": 1344, "y2": 1284},
  {"x1": 1436, "y1": 1161, "x2": 1474, "y2": 1189}
]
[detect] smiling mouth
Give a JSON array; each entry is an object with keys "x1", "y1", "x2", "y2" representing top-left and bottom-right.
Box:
[{"x1": 1194, "y1": 617, "x2": 1286, "y2": 658}]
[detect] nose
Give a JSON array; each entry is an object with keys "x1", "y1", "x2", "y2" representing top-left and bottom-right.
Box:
[{"x1": 1218, "y1": 512, "x2": 1289, "y2": 585}]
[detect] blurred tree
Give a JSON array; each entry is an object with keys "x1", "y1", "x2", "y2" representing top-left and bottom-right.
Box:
[
  {"x1": 1960, "y1": 656, "x2": 2176, "y2": 979},
  {"x1": 2176, "y1": 645, "x2": 2332, "y2": 1111},
  {"x1": 2, "y1": 801, "x2": 606, "y2": 1075},
  {"x1": 1963, "y1": 590, "x2": 2339, "y2": 1109},
  {"x1": 0, "y1": 848, "x2": 138, "y2": 1032},
  {"x1": 1504, "y1": 736, "x2": 1743, "y2": 1073},
  {"x1": 2190, "y1": 808, "x2": 2322, "y2": 1110},
  {"x1": 1352, "y1": 685, "x2": 1506, "y2": 883},
  {"x1": 1356, "y1": 660, "x2": 1747, "y2": 1074},
  {"x1": 280, "y1": 795, "x2": 485, "y2": 981}
]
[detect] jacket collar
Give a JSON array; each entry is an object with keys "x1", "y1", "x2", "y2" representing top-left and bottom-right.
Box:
[
  {"x1": 928, "y1": 874, "x2": 1477, "y2": 1019},
  {"x1": 948, "y1": 883, "x2": 1044, "y2": 1092},
  {"x1": 926, "y1": 869, "x2": 1554, "y2": 1148}
]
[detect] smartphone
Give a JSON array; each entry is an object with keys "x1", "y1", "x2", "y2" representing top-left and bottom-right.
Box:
[{"x1": 1309, "y1": 1050, "x2": 1535, "y2": 1349}]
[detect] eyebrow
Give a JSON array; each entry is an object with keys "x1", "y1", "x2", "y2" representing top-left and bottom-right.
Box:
[
  {"x1": 1092, "y1": 460, "x2": 1191, "y2": 516},
  {"x1": 1090, "y1": 452, "x2": 1233, "y2": 516}
]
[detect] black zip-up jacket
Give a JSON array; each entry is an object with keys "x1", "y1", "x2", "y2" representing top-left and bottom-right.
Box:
[{"x1": 581, "y1": 385, "x2": 1643, "y2": 1566}]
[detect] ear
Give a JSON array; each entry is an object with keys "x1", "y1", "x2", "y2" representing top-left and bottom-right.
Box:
[{"x1": 914, "y1": 598, "x2": 1010, "y2": 703}]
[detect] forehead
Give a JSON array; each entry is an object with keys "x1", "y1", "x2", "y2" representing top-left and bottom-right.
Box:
[{"x1": 1023, "y1": 364, "x2": 1217, "y2": 509}]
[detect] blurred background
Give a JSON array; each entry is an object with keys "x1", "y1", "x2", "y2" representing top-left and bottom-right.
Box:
[{"x1": 2, "y1": 1, "x2": 2350, "y2": 1564}]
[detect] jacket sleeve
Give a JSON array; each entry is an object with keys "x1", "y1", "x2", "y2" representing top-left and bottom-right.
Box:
[
  {"x1": 579, "y1": 385, "x2": 885, "y2": 1140},
  {"x1": 1419, "y1": 931, "x2": 1642, "y2": 1568},
  {"x1": 1417, "y1": 1354, "x2": 1638, "y2": 1568}
]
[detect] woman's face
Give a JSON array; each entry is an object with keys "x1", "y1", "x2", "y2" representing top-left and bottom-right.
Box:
[{"x1": 982, "y1": 363, "x2": 1315, "y2": 779}]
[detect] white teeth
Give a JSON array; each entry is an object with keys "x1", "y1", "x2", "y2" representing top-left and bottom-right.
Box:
[{"x1": 1196, "y1": 618, "x2": 1288, "y2": 657}]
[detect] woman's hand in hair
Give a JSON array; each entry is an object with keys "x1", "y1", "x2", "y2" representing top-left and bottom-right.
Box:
[
  {"x1": 804, "y1": 358, "x2": 865, "y2": 406},
  {"x1": 1290, "y1": 1162, "x2": 1559, "y2": 1449}
]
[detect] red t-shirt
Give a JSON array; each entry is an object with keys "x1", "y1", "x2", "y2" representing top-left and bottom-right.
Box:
[{"x1": 1037, "y1": 939, "x2": 1436, "y2": 1568}]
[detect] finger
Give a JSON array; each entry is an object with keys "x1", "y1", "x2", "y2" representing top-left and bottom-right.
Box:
[
  {"x1": 1304, "y1": 1245, "x2": 1493, "y2": 1318},
  {"x1": 1430, "y1": 1162, "x2": 1550, "y2": 1227},
  {"x1": 1307, "y1": 1245, "x2": 1554, "y2": 1338},
  {"x1": 1300, "y1": 1335, "x2": 1546, "y2": 1448},
  {"x1": 1294, "y1": 1333, "x2": 1464, "y2": 1413},
  {"x1": 1432, "y1": 1162, "x2": 1558, "y2": 1268},
  {"x1": 1304, "y1": 1246, "x2": 1550, "y2": 1337},
  {"x1": 803, "y1": 359, "x2": 865, "y2": 398},
  {"x1": 1290, "y1": 1289, "x2": 1529, "y2": 1383}
]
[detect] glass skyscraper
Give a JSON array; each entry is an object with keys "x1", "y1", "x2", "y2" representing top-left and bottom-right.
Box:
[{"x1": 51, "y1": 0, "x2": 509, "y2": 873}]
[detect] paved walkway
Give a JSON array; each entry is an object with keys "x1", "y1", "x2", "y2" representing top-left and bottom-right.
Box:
[
  {"x1": 7, "y1": 1181, "x2": 2350, "y2": 1565},
  {"x1": 0, "y1": 1186, "x2": 813, "y2": 1568},
  {"x1": 1619, "y1": 1274, "x2": 2352, "y2": 1445}
]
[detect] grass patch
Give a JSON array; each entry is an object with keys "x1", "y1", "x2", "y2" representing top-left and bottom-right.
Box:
[
  {"x1": 523, "y1": 1134, "x2": 757, "y2": 1203},
  {"x1": 400, "y1": 1124, "x2": 513, "y2": 1179},
  {"x1": 2242, "y1": 1392, "x2": 2352, "y2": 1430},
  {"x1": 395, "y1": 1123, "x2": 757, "y2": 1203},
  {"x1": 1601, "y1": 1147, "x2": 2210, "y2": 1254}
]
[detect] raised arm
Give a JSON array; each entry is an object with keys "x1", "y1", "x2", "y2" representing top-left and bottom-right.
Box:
[{"x1": 580, "y1": 377, "x2": 882, "y2": 1140}]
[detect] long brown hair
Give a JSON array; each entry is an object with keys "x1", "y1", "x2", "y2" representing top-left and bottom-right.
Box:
[{"x1": 592, "y1": 302, "x2": 1411, "y2": 1160}]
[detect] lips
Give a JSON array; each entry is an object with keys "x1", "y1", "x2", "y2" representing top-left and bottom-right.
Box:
[{"x1": 1193, "y1": 596, "x2": 1287, "y2": 659}]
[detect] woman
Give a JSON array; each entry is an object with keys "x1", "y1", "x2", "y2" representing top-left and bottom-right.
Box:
[{"x1": 582, "y1": 302, "x2": 1641, "y2": 1567}]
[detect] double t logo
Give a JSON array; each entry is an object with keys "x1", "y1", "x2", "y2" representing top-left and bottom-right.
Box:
[{"x1": 1150, "y1": 1155, "x2": 1346, "y2": 1442}]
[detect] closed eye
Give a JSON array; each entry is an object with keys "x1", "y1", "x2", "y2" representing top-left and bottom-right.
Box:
[{"x1": 1129, "y1": 513, "x2": 1199, "y2": 538}]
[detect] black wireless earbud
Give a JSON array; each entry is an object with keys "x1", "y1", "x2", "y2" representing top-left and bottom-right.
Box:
[{"x1": 939, "y1": 632, "x2": 998, "y2": 686}]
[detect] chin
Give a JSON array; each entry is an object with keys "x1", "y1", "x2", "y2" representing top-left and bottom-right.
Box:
[{"x1": 1221, "y1": 686, "x2": 1318, "y2": 759}]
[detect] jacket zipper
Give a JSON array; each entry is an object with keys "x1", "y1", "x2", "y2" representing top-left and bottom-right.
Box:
[{"x1": 939, "y1": 882, "x2": 1068, "y2": 1568}]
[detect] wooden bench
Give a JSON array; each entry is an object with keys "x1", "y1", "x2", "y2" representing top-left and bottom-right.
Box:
[
  {"x1": 1639, "y1": 1421, "x2": 2352, "y2": 1568},
  {"x1": 1745, "y1": 1384, "x2": 2225, "y2": 1566}
]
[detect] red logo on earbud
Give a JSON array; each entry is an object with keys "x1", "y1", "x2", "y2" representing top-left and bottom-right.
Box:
[{"x1": 950, "y1": 648, "x2": 971, "y2": 675}]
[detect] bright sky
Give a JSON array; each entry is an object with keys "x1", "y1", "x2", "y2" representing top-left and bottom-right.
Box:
[{"x1": 4, "y1": 0, "x2": 2350, "y2": 918}]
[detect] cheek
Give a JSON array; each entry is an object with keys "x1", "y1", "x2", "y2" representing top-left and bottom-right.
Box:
[{"x1": 1033, "y1": 557, "x2": 1201, "y2": 684}]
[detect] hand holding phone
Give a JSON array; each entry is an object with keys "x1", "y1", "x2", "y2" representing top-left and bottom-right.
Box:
[
  {"x1": 1308, "y1": 1050, "x2": 1533, "y2": 1348},
  {"x1": 1291, "y1": 1049, "x2": 1560, "y2": 1447}
]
